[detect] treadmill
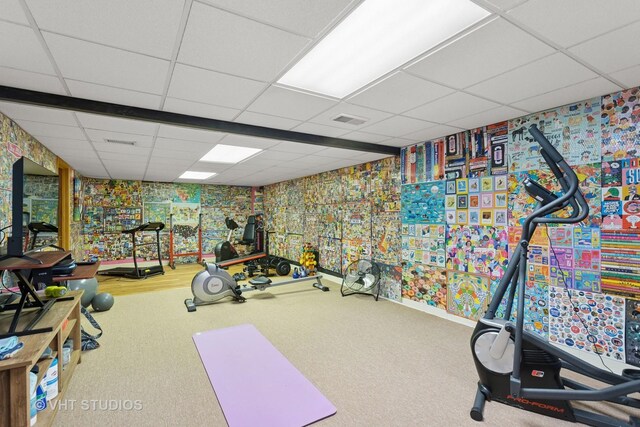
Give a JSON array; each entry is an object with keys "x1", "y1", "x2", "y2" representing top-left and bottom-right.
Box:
[
  {"x1": 27, "y1": 222, "x2": 64, "y2": 251},
  {"x1": 99, "y1": 222, "x2": 165, "y2": 279}
]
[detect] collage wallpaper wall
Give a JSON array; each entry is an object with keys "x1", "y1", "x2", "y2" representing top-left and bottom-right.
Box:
[{"x1": 264, "y1": 86, "x2": 640, "y2": 368}]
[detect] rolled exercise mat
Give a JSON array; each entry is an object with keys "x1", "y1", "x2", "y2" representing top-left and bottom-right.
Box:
[{"x1": 193, "y1": 324, "x2": 336, "y2": 426}]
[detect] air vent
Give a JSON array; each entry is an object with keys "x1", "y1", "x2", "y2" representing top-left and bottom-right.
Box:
[
  {"x1": 104, "y1": 138, "x2": 136, "y2": 146},
  {"x1": 332, "y1": 114, "x2": 368, "y2": 126}
]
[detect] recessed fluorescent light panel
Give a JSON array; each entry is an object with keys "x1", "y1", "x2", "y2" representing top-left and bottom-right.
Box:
[
  {"x1": 278, "y1": 0, "x2": 489, "y2": 98},
  {"x1": 179, "y1": 171, "x2": 216, "y2": 180},
  {"x1": 200, "y1": 144, "x2": 262, "y2": 164}
]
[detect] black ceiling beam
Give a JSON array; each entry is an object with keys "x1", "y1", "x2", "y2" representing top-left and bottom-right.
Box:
[{"x1": 0, "y1": 85, "x2": 400, "y2": 156}]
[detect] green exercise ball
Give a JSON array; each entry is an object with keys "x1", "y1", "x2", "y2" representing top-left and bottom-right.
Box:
[
  {"x1": 67, "y1": 278, "x2": 98, "y2": 307},
  {"x1": 92, "y1": 292, "x2": 114, "y2": 312}
]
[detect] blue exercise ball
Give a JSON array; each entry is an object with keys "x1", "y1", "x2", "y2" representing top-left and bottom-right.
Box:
[
  {"x1": 91, "y1": 292, "x2": 114, "y2": 312},
  {"x1": 68, "y1": 278, "x2": 99, "y2": 307}
]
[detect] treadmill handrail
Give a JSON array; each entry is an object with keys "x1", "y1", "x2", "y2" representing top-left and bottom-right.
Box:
[{"x1": 121, "y1": 222, "x2": 165, "y2": 234}]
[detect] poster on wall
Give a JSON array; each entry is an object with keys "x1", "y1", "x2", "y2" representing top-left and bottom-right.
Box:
[
  {"x1": 82, "y1": 206, "x2": 103, "y2": 234},
  {"x1": 173, "y1": 183, "x2": 201, "y2": 204},
  {"x1": 601, "y1": 87, "x2": 640, "y2": 161},
  {"x1": 625, "y1": 298, "x2": 640, "y2": 367},
  {"x1": 144, "y1": 202, "x2": 171, "y2": 225},
  {"x1": 103, "y1": 207, "x2": 142, "y2": 233},
  {"x1": 372, "y1": 210, "x2": 401, "y2": 265},
  {"x1": 400, "y1": 181, "x2": 445, "y2": 224},
  {"x1": 445, "y1": 225, "x2": 509, "y2": 280},
  {"x1": 444, "y1": 132, "x2": 468, "y2": 180},
  {"x1": 30, "y1": 198, "x2": 58, "y2": 225},
  {"x1": 548, "y1": 286, "x2": 625, "y2": 362},
  {"x1": 487, "y1": 121, "x2": 508, "y2": 175},
  {"x1": 378, "y1": 263, "x2": 402, "y2": 302},
  {"x1": 370, "y1": 157, "x2": 400, "y2": 211},
  {"x1": 446, "y1": 271, "x2": 490, "y2": 321},
  {"x1": 402, "y1": 262, "x2": 447, "y2": 309},
  {"x1": 601, "y1": 157, "x2": 640, "y2": 230},
  {"x1": 318, "y1": 236, "x2": 341, "y2": 274},
  {"x1": 468, "y1": 127, "x2": 489, "y2": 177},
  {"x1": 171, "y1": 203, "x2": 200, "y2": 226},
  {"x1": 601, "y1": 229, "x2": 640, "y2": 297},
  {"x1": 508, "y1": 164, "x2": 602, "y2": 228},
  {"x1": 508, "y1": 97, "x2": 601, "y2": 172}
]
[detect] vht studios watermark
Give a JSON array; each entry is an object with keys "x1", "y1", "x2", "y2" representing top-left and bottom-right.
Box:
[{"x1": 39, "y1": 399, "x2": 144, "y2": 411}]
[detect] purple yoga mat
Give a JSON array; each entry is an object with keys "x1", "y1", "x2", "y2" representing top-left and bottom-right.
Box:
[{"x1": 193, "y1": 324, "x2": 336, "y2": 427}]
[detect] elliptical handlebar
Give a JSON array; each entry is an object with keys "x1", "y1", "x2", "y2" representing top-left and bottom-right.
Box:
[{"x1": 523, "y1": 125, "x2": 589, "y2": 228}]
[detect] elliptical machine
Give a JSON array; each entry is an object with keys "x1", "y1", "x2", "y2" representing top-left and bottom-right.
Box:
[{"x1": 470, "y1": 124, "x2": 640, "y2": 426}]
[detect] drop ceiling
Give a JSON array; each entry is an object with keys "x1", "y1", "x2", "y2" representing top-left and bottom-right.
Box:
[{"x1": 1, "y1": 0, "x2": 639, "y2": 186}]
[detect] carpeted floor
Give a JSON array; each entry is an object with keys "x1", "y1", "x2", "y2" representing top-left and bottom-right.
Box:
[{"x1": 53, "y1": 276, "x2": 639, "y2": 426}]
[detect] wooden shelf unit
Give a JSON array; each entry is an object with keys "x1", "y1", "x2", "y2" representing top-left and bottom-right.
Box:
[{"x1": 0, "y1": 290, "x2": 83, "y2": 427}]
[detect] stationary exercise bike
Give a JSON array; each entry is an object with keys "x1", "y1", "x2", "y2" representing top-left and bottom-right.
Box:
[{"x1": 470, "y1": 124, "x2": 640, "y2": 426}]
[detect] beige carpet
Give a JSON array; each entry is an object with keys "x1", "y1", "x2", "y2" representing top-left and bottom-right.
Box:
[{"x1": 52, "y1": 277, "x2": 638, "y2": 427}]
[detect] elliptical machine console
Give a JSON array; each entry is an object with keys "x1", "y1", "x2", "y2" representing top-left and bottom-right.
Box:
[{"x1": 470, "y1": 125, "x2": 640, "y2": 426}]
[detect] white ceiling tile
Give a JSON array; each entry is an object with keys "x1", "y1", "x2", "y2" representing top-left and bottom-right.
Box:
[
  {"x1": 66, "y1": 80, "x2": 162, "y2": 109},
  {"x1": 94, "y1": 145, "x2": 152, "y2": 157},
  {"x1": 269, "y1": 141, "x2": 328, "y2": 154},
  {"x1": 109, "y1": 171, "x2": 145, "y2": 180},
  {"x1": 101, "y1": 158, "x2": 145, "y2": 169},
  {"x1": 361, "y1": 115, "x2": 436, "y2": 138},
  {"x1": 178, "y1": 2, "x2": 309, "y2": 81},
  {"x1": 0, "y1": 67, "x2": 66, "y2": 94},
  {"x1": 406, "y1": 18, "x2": 555, "y2": 89},
  {"x1": 147, "y1": 157, "x2": 194, "y2": 168},
  {"x1": 144, "y1": 173, "x2": 179, "y2": 182},
  {"x1": 84, "y1": 129, "x2": 154, "y2": 147},
  {"x1": 30, "y1": 136, "x2": 90, "y2": 150},
  {"x1": 341, "y1": 131, "x2": 389, "y2": 143},
  {"x1": 569, "y1": 21, "x2": 640, "y2": 74},
  {"x1": 447, "y1": 106, "x2": 526, "y2": 129},
  {"x1": 404, "y1": 92, "x2": 500, "y2": 123},
  {"x1": 2, "y1": 0, "x2": 29, "y2": 25},
  {"x1": 247, "y1": 86, "x2": 337, "y2": 121},
  {"x1": 0, "y1": 102, "x2": 77, "y2": 126},
  {"x1": 309, "y1": 102, "x2": 393, "y2": 129},
  {"x1": 234, "y1": 111, "x2": 302, "y2": 130},
  {"x1": 383, "y1": 137, "x2": 415, "y2": 147},
  {"x1": 57, "y1": 152, "x2": 101, "y2": 163},
  {"x1": 609, "y1": 65, "x2": 640, "y2": 90},
  {"x1": 353, "y1": 153, "x2": 393, "y2": 163},
  {"x1": 315, "y1": 147, "x2": 366, "y2": 159},
  {"x1": 16, "y1": 120, "x2": 86, "y2": 140},
  {"x1": 43, "y1": 33, "x2": 170, "y2": 94},
  {"x1": 163, "y1": 97, "x2": 240, "y2": 121},
  {"x1": 199, "y1": 0, "x2": 355, "y2": 38},
  {"x1": 348, "y1": 72, "x2": 456, "y2": 113},
  {"x1": 151, "y1": 145, "x2": 210, "y2": 161},
  {"x1": 511, "y1": 77, "x2": 622, "y2": 113},
  {"x1": 157, "y1": 124, "x2": 225, "y2": 144},
  {"x1": 253, "y1": 150, "x2": 304, "y2": 161},
  {"x1": 76, "y1": 113, "x2": 158, "y2": 135},
  {"x1": 219, "y1": 134, "x2": 282, "y2": 149},
  {"x1": 478, "y1": 0, "x2": 527, "y2": 11},
  {"x1": 466, "y1": 53, "x2": 598, "y2": 104},
  {"x1": 239, "y1": 157, "x2": 295, "y2": 169},
  {"x1": 401, "y1": 124, "x2": 465, "y2": 142},
  {"x1": 0, "y1": 21, "x2": 55, "y2": 74},
  {"x1": 168, "y1": 63, "x2": 267, "y2": 109},
  {"x1": 508, "y1": 0, "x2": 640, "y2": 48},
  {"x1": 179, "y1": 161, "x2": 231, "y2": 173},
  {"x1": 288, "y1": 155, "x2": 334, "y2": 166},
  {"x1": 154, "y1": 137, "x2": 211, "y2": 153},
  {"x1": 291, "y1": 122, "x2": 349, "y2": 138},
  {"x1": 26, "y1": 0, "x2": 185, "y2": 59}
]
